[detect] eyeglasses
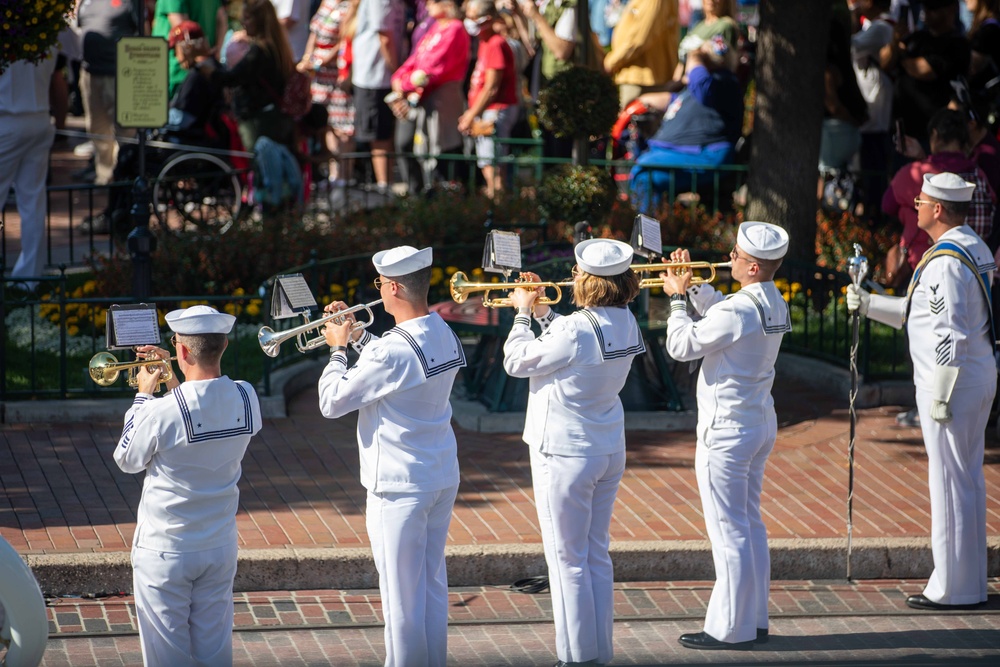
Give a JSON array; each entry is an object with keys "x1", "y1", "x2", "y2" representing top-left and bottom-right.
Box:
[
  {"x1": 374, "y1": 277, "x2": 401, "y2": 290},
  {"x1": 730, "y1": 247, "x2": 756, "y2": 264},
  {"x1": 169, "y1": 334, "x2": 178, "y2": 348},
  {"x1": 914, "y1": 197, "x2": 936, "y2": 208},
  {"x1": 571, "y1": 265, "x2": 583, "y2": 278}
]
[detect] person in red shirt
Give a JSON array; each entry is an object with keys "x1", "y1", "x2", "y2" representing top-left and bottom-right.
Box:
[
  {"x1": 389, "y1": 0, "x2": 469, "y2": 194},
  {"x1": 458, "y1": 0, "x2": 521, "y2": 199}
]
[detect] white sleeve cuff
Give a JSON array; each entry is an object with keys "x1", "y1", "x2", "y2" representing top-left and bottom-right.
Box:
[{"x1": 931, "y1": 365, "x2": 960, "y2": 403}]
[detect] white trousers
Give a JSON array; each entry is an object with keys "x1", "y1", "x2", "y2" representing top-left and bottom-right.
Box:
[
  {"x1": 132, "y1": 543, "x2": 238, "y2": 667},
  {"x1": 81, "y1": 70, "x2": 132, "y2": 184},
  {"x1": 367, "y1": 485, "x2": 458, "y2": 667},
  {"x1": 1, "y1": 112, "x2": 54, "y2": 288},
  {"x1": 916, "y1": 383, "x2": 994, "y2": 605},
  {"x1": 696, "y1": 419, "x2": 775, "y2": 644},
  {"x1": 531, "y1": 447, "x2": 626, "y2": 665}
]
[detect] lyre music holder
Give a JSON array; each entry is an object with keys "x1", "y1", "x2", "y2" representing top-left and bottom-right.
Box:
[
  {"x1": 270, "y1": 274, "x2": 318, "y2": 320},
  {"x1": 481, "y1": 230, "x2": 522, "y2": 281},
  {"x1": 630, "y1": 214, "x2": 663, "y2": 260}
]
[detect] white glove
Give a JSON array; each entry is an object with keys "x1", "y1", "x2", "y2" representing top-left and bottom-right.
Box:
[
  {"x1": 930, "y1": 366, "x2": 959, "y2": 424},
  {"x1": 930, "y1": 401, "x2": 952, "y2": 423},
  {"x1": 846, "y1": 284, "x2": 870, "y2": 316}
]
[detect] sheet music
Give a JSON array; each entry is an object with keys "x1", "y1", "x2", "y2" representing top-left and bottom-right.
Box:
[
  {"x1": 490, "y1": 231, "x2": 522, "y2": 268},
  {"x1": 632, "y1": 214, "x2": 663, "y2": 258},
  {"x1": 271, "y1": 274, "x2": 317, "y2": 319},
  {"x1": 110, "y1": 306, "x2": 160, "y2": 347}
]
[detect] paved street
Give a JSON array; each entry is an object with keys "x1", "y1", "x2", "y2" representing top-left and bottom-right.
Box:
[{"x1": 37, "y1": 580, "x2": 1000, "y2": 665}]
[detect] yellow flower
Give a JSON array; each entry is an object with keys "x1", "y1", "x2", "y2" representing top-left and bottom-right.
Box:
[
  {"x1": 39, "y1": 32, "x2": 46, "y2": 39},
  {"x1": 246, "y1": 302, "x2": 261, "y2": 317},
  {"x1": 67, "y1": 326, "x2": 79, "y2": 336}
]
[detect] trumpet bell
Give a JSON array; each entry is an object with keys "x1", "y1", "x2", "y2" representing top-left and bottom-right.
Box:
[
  {"x1": 89, "y1": 351, "x2": 121, "y2": 386},
  {"x1": 258, "y1": 327, "x2": 281, "y2": 358}
]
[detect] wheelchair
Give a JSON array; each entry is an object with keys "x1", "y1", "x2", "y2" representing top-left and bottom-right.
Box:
[{"x1": 109, "y1": 113, "x2": 248, "y2": 235}]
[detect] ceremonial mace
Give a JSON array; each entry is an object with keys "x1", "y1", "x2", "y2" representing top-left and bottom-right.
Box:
[{"x1": 846, "y1": 244, "x2": 869, "y2": 581}]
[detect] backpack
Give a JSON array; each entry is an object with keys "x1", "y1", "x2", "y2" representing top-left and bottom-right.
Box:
[{"x1": 281, "y1": 70, "x2": 313, "y2": 121}]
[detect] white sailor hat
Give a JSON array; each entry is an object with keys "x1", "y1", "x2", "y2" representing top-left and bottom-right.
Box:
[
  {"x1": 574, "y1": 238, "x2": 634, "y2": 276},
  {"x1": 737, "y1": 221, "x2": 789, "y2": 260},
  {"x1": 372, "y1": 245, "x2": 433, "y2": 277},
  {"x1": 165, "y1": 305, "x2": 236, "y2": 335},
  {"x1": 922, "y1": 172, "x2": 976, "y2": 202}
]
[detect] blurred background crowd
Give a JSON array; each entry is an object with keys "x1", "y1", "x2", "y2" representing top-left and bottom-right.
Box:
[{"x1": 17, "y1": 0, "x2": 1000, "y2": 254}]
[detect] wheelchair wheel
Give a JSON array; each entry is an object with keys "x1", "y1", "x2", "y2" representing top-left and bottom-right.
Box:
[{"x1": 152, "y1": 152, "x2": 242, "y2": 234}]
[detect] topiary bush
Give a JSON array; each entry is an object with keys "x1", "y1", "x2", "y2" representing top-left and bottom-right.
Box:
[
  {"x1": 537, "y1": 66, "x2": 620, "y2": 139},
  {"x1": 537, "y1": 165, "x2": 617, "y2": 226}
]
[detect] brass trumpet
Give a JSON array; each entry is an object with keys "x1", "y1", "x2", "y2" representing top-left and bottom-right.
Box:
[
  {"x1": 449, "y1": 271, "x2": 574, "y2": 309},
  {"x1": 630, "y1": 261, "x2": 732, "y2": 288},
  {"x1": 89, "y1": 351, "x2": 176, "y2": 388},
  {"x1": 258, "y1": 299, "x2": 383, "y2": 357}
]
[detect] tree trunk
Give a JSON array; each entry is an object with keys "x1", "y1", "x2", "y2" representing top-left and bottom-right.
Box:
[
  {"x1": 745, "y1": 0, "x2": 832, "y2": 260},
  {"x1": 574, "y1": 0, "x2": 593, "y2": 166}
]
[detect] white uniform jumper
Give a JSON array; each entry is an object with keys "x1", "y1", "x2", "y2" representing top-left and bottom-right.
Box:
[
  {"x1": 115, "y1": 377, "x2": 262, "y2": 667},
  {"x1": 666, "y1": 281, "x2": 790, "y2": 644},
  {"x1": 318, "y1": 312, "x2": 466, "y2": 667},
  {"x1": 863, "y1": 224, "x2": 996, "y2": 605},
  {"x1": 503, "y1": 306, "x2": 645, "y2": 666}
]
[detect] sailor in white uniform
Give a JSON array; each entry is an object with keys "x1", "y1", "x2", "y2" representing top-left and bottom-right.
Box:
[
  {"x1": 115, "y1": 305, "x2": 262, "y2": 667},
  {"x1": 663, "y1": 221, "x2": 790, "y2": 650},
  {"x1": 503, "y1": 239, "x2": 645, "y2": 667},
  {"x1": 849, "y1": 172, "x2": 996, "y2": 610},
  {"x1": 318, "y1": 245, "x2": 467, "y2": 667}
]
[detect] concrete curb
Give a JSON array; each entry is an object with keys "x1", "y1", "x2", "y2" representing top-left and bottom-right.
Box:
[{"x1": 23, "y1": 538, "x2": 1000, "y2": 596}]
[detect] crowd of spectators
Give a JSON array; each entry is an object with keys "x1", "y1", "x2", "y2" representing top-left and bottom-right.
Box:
[{"x1": 28, "y1": 0, "x2": 1000, "y2": 226}]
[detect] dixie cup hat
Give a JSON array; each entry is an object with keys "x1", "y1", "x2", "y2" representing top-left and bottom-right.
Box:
[
  {"x1": 736, "y1": 221, "x2": 789, "y2": 260},
  {"x1": 921, "y1": 172, "x2": 976, "y2": 203},
  {"x1": 574, "y1": 238, "x2": 635, "y2": 276},
  {"x1": 165, "y1": 305, "x2": 236, "y2": 335},
  {"x1": 372, "y1": 245, "x2": 433, "y2": 277}
]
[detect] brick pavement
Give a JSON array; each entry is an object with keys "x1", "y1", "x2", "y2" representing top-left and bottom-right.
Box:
[{"x1": 2, "y1": 377, "x2": 999, "y2": 555}]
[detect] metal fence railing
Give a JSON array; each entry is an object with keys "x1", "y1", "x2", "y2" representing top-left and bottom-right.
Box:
[
  {"x1": 2, "y1": 249, "x2": 910, "y2": 403},
  {"x1": 2, "y1": 150, "x2": 909, "y2": 402}
]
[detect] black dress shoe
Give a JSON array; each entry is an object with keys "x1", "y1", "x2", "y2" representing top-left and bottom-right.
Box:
[
  {"x1": 678, "y1": 631, "x2": 754, "y2": 650},
  {"x1": 756, "y1": 628, "x2": 769, "y2": 643},
  {"x1": 906, "y1": 594, "x2": 983, "y2": 611}
]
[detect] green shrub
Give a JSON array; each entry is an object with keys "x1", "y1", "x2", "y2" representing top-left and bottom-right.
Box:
[
  {"x1": 537, "y1": 66, "x2": 620, "y2": 139},
  {"x1": 90, "y1": 193, "x2": 541, "y2": 297},
  {"x1": 537, "y1": 165, "x2": 617, "y2": 226}
]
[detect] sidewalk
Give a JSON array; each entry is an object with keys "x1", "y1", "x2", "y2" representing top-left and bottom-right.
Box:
[{"x1": 36, "y1": 579, "x2": 1000, "y2": 666}]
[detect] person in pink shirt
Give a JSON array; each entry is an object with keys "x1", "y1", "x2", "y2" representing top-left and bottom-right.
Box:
[
  {"x1": 389, "y1": 0, "x2": 470, "y2": 194},
  {"x1": 883, "y1": 108, "x2": 996, "y2": 273},
  {"x1": 459, "y1": 0, "x2": 521, "y2": 199}
]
